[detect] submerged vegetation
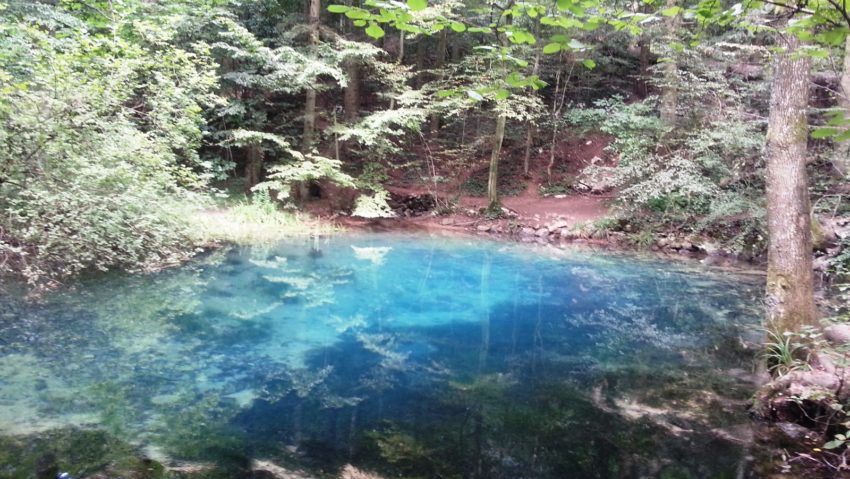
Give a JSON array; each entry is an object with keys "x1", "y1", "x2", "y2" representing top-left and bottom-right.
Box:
[{"x1": 0, "y1": 235, "x2": 765, "y2": 478}]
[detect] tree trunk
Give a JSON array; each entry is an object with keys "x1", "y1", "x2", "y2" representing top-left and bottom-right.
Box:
[
  {"x1": 833, "y1": 34, "x2": 850, "y2": 176},
  {"x1": 523, "y1": 28, "x2": 542, "y2": 177},
  {"x1": 429, "y1": 30, "x2": 448, "y2": 134},
  {"x1": 636, "y1": 35, "x2": 650, "y2": 98},
  {"x1": 343, "y1": 57, "x2": 360, "y2": 123},
  {"x1": 302, "y1": 0, "x2": 321, "y2": 152},
  {"x1": 487, "y1": 114, "x2": 506, "y2": 210},
  {"x1": 244, "y1": 144, "x2": 264, "y2": 192},
  {"x1": 658, "y1": 0, "x2": 680, "y2": 127},
  {"x1": 765, "y1": 34, "x2": 816, "y2": 333}
]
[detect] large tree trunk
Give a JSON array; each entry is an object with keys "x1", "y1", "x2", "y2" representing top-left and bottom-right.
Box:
[
  {"x1": 302, "y1": 0, "x2": 321, "y2": 152},
  {"x1": 765, "y1": 34, "x2": 816, "y2": 333},
  {"x1": 658, "y1": 0, "x2": 680, "y2": 127},
  {"x1": 832, "y1": 35, "x2": 850, "y2": 176},
  {"x1": 487, "y1": 114, "x2": 506, "y2": 210}
]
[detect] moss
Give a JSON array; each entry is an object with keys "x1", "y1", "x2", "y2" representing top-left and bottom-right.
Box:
[{"x1": 0, "y1": 427, "x2": 166, "y2": 479}]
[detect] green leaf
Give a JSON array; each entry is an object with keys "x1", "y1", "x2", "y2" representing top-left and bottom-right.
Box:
[
  {"x1": 824, "y1": 439, "x2": 845, "y2": 450},
  {"x1": 812, "y1": 127, "x2": 839, "y2": 139},
  {"x1": 365, "y1": 22, "x2": 385, "y2": 39},
  {"x1": 353, "y1": 19, "x2": 367, "y2": 26},
  {"x1": 557, "y1": 0, "x2": 571, "y2": 10},
  {"x1": 327, "y1": 4, "x2": 349, "y2": 13},
  {"x1": 505, "y1": 72, "x2": 525, "y2": 87},
  {"x1": 582, "y1": 58, "x2": 596, "y2": 69},
  {"x1": 495, "y1": 89, "x2": 511, "y2": 100},
  {"x1": 407, "y1": 0, "x2": 427, "y2": 12},
  {"x1": 450, "y1": 21, "x2": 466, "y2": 32},
  {"x1": 345, "y1": 9, "x2": 370, "y2": 19},
  {"x1": 660, "y1": 6, "x2": 682, "y2": 16},
  {"x1": 436, "y1": 89, "x2": 457, "y2": 97},
  {"x1": 543, "y1": 43, "x2": 562, "y2": 54},
  {"x1": 568, "y1": 39, "x2": 587, "y2": 50}
]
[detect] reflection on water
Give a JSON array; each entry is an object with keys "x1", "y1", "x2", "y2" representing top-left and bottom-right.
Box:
[{"x1": 0, "y1": 233, "x2": 766, "y2": 478}]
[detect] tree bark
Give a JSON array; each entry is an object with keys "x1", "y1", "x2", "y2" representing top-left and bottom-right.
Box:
[
  {"x1": 636, "y1": 35, "x2": 650, "y2": 98},
  {"x1": 765, "y1": 33, "x2": 816, "y2": 333},
  {"x1": 487, "y1": 114, "x2": 506, "y2": 210},
  {"x1": 244, "y1": 144, "x2": 264, "y2": 192},
  {"x1": 523, "y1": 26, "x2": 542, "y2": 177},
  {"x1": 343, "y1": 57, "x2": 360, "y2": 123},
  {"x1": 429, "y1": 30, "x2": 448, "y2": 134},
  {"x1": 833, "y1": 34, "x2": 850, "y2": 176},
  {"x1": 302, "y1": 0, "x2": 321, "y2": 152},
  {"x1": 658, "y1": 0, "x2": 680, "y2": 127}
]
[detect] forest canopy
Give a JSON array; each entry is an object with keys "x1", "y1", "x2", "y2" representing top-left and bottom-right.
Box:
[{"x1": 0, "y1": 0, "x2": 848, "y2": 299}]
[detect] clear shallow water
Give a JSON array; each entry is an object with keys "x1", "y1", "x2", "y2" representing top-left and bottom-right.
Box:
[{"x1": 0, "y1": 233, "x2": 766, "y2": 478}]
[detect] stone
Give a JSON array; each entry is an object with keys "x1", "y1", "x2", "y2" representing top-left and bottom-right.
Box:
[
  {"x1": 811, "y1": 351, "x2": 837, "y2": 374},
  {"x1": 548, "y1": 220, "x2": 569, "y2": 230},
  {"x1": 825, "y1": 324, "x2": 850, "y2": 345},
  {"x1": 440, "y1": 218, "x2": 454, "y2": 226},
  {"x1": 535, "y1": 227, "x2": 550, "y2": 237},
  {"x1": 476, "y1": 224, "x2": 491, "y2": 232},
  {"x1": 519, "y1": 227, "x2": 536, "y2": 237}
]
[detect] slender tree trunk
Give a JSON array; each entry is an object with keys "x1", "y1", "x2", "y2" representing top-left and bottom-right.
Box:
[
  {"x1": 244, "y1": 144, "x2": 264, "y2": 192},
  {"x1": 523, "y1": 29, "x2": 541, "y2": 177},
  {"x1": 302, "y1": 0, "x2": 321, "y2": 152},
  {"x1": 487, "y1": 114, "x2": 506, "y2": 210},
  {"x1": 389, "y1": 30, "x2": 404, "y2": 111},
  {"x1": 658, "y1": 0, "x2": 680, "y2": 127},
  {"x1": 636, "y1": 35, "x2": 650, "y2": 98},
  {"x1": 765, "y1": 34, "x2": 816, "y2": 332},
  {"x1": 343, "y1": 57, "x2": 360, "y2": 122},
  {"x1": 414, "y1": 37, "x2": 426, "y2": 88},
  {"x1": 833, "y1": 35, "x2": 850, "y2": 176},
  {"x1": 429, "y1": 30, "x2": 448, "y2": 134}
]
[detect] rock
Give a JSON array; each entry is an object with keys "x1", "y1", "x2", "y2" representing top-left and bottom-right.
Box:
[
  {"x1": 559, "y1": 228, "x2": 576, "y2": 240},
  {"x1": 535, "y1": 227, "x2": 550, "y2": 237},
  {"x1": 813, "y1": 256, "x2": 830, "y2": 272},
  {"x1": 657, "y1": 237, "x2": 669, "y2": 248},
  {"x1": 476, "y1": 224, "x2": 491, "y2": 232},
  {"x1": 519, "y1": 227, "x2": 536, "y2": 237},
  {"x1": 825, "y1": 324, "x2": 850, "y2": 345},
  {"x1": 772, "y1": 422, "x2": 816, "y2": 448},
  {"x1": 590, "y1": 229, "x2": 607, "y2": 240},
  {"x1": 548, "y1": 220, "x2": 569, "y2": 230},
  {"x1": 811, "y1": 351, "x2": 837, "y2": 374},
  {"x1": 553, "y1": 194, "x2": 567, "y2": 199},
  {"x1": 440, "y1": 218, "x2": 454, "y2": 226}
]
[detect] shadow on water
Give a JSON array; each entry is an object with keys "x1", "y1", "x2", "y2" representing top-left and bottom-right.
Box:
[
  {"x1": 0, "y1": 233, "x2": 769, "y2": 478},
  {"x1": 228, "y1": 293, "x2": 761, "y2": 479}
]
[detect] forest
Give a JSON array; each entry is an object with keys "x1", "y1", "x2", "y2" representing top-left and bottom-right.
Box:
[{"x1": 2, "y1": 0, "x2": 850, "y2": 477}]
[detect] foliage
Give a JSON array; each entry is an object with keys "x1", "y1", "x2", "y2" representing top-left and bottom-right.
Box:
[
  {"x1": 0, "y1": 2, "x2": 221, "y2": 288},
  {"x1": 254, "y1": 152, "x2": 355, "y2": 200},
  {"x1": 762, "y1": 329, "x2": 808, "y2": 377},
  {"x1": 352, "y1": 190, "x2": 396, "y2": 218}
]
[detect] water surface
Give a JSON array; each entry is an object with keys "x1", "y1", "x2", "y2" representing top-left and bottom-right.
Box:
[{"x1": 0, "y1": 233, "x2": 765, "y2": 477}]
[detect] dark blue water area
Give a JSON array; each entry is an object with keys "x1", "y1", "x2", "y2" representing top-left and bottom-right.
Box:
[{"x1": 0, "y1": 233, "x2": 768, "y2": 478}]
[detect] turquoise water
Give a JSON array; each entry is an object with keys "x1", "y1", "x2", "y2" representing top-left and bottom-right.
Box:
[{"x1": 0, "y1": 233, "x2": 766, "y2": 477}]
